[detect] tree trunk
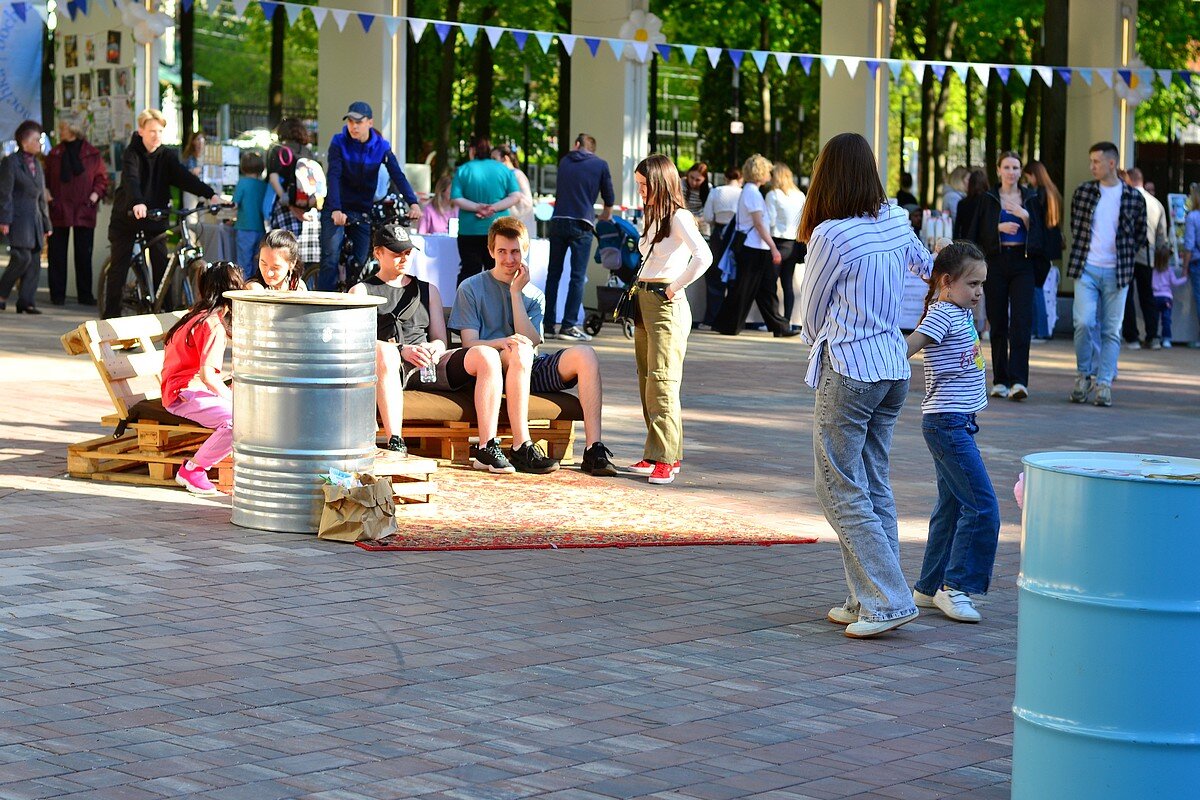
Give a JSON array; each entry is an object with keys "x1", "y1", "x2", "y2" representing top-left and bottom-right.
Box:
[
  {"x1": 1040, "y1": 0, "x2": 1069, "y2": 190},
  {"x1": 472, "y1": 4, "x2": 497, "y2": 147},
  {"x1": 930, "y1": 72, "x2": 951, "y2": 207},
  {"x1": 268, "y1": 6, "x2": 285, "y2": 129},
  {"x1": 1022, "y1": 76, "x2": 1040, "y2": 160},
  {"x1": 181, "y1": 3, "x2": 195, "y2": 144},
  {"x1": 916, "y1": 0, "x2": 942, "y2": 206},
  {"x1": 1000, "y1": 85, "x2": 1014, "y2": 151},
  {"x1": 759, "y1": 14, "x2": 771, "y2": 152},
  {"x1": 985, "y1": 69, "x2": 1000, "y2": 175},
  {"x1": 407, "y1": 8, "x2": 420, "y2": 164},
  {"x1": 433, "y1": 0, "x2": 463, "y2": 173},
  {"x1": 556, "y1": 0, "x2": 571, "y2": 163}
]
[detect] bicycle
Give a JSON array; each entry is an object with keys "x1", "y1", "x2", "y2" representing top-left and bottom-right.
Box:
[
  {"x1": 303, "y1": 194, "x2": 416, "y2": 291},
  {"x1": 98, "y1": 203, "x2": 231, "y2": 318}
]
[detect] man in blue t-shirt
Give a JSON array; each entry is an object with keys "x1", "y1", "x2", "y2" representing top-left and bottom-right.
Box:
[
  {"x1": 546, "y1": 133, "x2": 615, "y2": 342},
  {"x1": 448, "y1": 216, "x2": 617, "y2": 477},
  {"x1": 318, "y1": 101, "x2": 422, "y2": 291},
  {"x1": 451, "y1": 136, "x2": 522, "y2": 287}
]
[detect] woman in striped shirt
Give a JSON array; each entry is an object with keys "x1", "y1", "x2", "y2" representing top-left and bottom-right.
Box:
[{"x1": 798, "y1": 133, "x2": 934, "y2": 639}]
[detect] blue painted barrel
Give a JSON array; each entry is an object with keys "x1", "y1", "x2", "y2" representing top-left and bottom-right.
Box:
[{"x1": 1013, "y1": 452, "x2": 1200, "y2": 798}]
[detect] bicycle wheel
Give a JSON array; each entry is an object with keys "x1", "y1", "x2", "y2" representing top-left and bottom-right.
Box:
[{"x1": 97, "y1": 257, "x2": 149, "y2": 318}]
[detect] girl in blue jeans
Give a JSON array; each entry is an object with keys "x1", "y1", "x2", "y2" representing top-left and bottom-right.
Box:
[{"x1": 906, "y1": 241, "x2": 1002, "y2": 623}]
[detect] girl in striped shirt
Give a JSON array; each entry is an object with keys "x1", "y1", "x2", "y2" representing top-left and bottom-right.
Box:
[{"x1": 905, "y1": 241, "x2": 1002, "y2": 624}]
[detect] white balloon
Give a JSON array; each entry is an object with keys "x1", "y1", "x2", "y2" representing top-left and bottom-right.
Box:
[
  {"x1": 149, "y1": 18, "x2": 166, "y2": 37},
  {"x1": 133, "y1": 20, "x2": 155, "y2": 44},
  {"x1": 128, "y1": 1, "x2": 150, "y2": 22},
  {"x1": 153, "y1": 12, "x2": 174, "y2": 31}
]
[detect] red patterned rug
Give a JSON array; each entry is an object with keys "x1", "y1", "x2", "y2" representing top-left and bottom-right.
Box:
[{"x1": 356, "y1": 465, "x2": 817, "y2": 552}]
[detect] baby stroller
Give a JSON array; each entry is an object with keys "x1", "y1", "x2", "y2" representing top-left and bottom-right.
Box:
[{"x1": 583, "y1": 216, "x2": 641, "y2": 339}]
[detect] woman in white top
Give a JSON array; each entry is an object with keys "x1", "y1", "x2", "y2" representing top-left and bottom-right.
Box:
[
  {"x1": 715, "y1": 154, "x2": 796, "y2": 337},
  {"x1": 699, "y1": 167, "x2": 742, "y2": 328},
  {"x1": 628, "y1": 154, "x2": 713, "y2": 486},
  {"x1": 492, "y1": 145, "x2": 536, "y2": 233},
  {"x1": 798, "y1": 133, "x2": 935, "y2": 639},
  {"x1": 766, "y1": 162, "x2": 806, "y2": 328}
]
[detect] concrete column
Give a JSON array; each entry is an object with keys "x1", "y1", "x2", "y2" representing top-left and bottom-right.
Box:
[
  {"x1": 317, "y1": 0, "x2": 406, "y2": 160},
  {"x1": 818, "y1": 0, "x2": 894, "y2": 182},
  {"x1": 570, "y1": 0, "x2": 648, "y2": 208},
  {"x1": 1064, "y1": 0, "x2": 1137, "y2": 197}
]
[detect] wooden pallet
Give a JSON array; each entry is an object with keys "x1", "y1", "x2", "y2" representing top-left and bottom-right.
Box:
[
  {"x1": 373, "y1": 451, "x2": 438, "y2": 504},
  {"x1": 67, "y1": 427, "x2": 233, "y2": 492},
  {"x1": 399, "y1": 419, "x2": 577, "y2": 465}
]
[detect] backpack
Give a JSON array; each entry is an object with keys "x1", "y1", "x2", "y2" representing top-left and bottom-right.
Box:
[
  {"x1": 593, "y1": 216, "x2": 641, "y2": 284},
  {"x1": 291, "y1": 156, "x2": 327, "y2": 211}
]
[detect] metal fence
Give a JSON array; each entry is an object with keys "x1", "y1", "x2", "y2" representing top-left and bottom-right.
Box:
[{"x1": 196, "y1": 104, "x2": 319, "y2": 144}]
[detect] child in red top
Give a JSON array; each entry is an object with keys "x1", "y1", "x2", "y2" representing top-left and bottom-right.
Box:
[{"x1": 161, "y1": 261, "x2": 244, "y2": 494}]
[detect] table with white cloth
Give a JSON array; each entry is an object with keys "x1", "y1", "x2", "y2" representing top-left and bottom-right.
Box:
[{"x1": 409, "y1": 233, "x2": 573, "y2": 322}]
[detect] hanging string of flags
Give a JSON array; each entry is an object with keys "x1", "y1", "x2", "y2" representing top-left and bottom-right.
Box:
[{"x1": 3, "y1": 0, "x2": 1194, "y2": 91}]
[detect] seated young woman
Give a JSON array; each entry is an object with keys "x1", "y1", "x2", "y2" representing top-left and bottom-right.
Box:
[{"x1": 244, "y1": 229, "x2": 309, "y2": 292}]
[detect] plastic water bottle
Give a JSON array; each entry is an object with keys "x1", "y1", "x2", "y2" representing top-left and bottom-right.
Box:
[{"x1": 420, "y1": 362, "x2": 437, "y2": 383}]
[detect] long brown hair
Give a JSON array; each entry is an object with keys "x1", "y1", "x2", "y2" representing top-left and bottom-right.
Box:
[
  {"x1": 1022, "y1": 160, "x2": 1062, "y2": 229},
  {"x1": 165, "y1": 261, "x2": 245, "y2": 347},
  {"x1": 636, "y1": 154, "x2": 685, "y2": 246},
  {"x1": 258, "y1": 229, "x2": 304, "y2": 290},
  {"x1": 797, "y1": 133, "x2": 887, "y2": 243},
  {"x1": 921, "y1": 241, "x2": 986, "y2": 321}
]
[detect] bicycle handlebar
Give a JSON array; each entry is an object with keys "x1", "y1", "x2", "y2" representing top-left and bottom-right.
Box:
[{"x1": 127, "y1": 203, "x2": 234, "y2": 222}]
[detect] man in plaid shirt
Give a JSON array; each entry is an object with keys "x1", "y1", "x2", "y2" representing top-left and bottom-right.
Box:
[{"x1": 1067, "y1": 141, "x2": 1147, "y2": 407}]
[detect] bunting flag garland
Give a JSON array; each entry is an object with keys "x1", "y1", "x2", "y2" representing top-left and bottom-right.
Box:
[{"x1": 26, "y1": 0, "x2": 1200, "y2": 92}]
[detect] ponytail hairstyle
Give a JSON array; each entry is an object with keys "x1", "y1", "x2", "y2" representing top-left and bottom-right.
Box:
[
  {"x1": 165, "y1": 261, "x2": 246, "y2": 347},
  {"x1": 635, "y1": 153, "x2": 686, "y2": 246},
  {"x1": 259, "y1": 228, "x2": 304, "y2": 290},
  {"x1": 920, "y1": 240, "x2": 986, "y2": 322}
]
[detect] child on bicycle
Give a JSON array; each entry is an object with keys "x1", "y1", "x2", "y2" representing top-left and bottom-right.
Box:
[
  {"x1": 245, "y1": 229, "x2": 308, "y2": 292},
  {"x1": 905, "y1": 241, "x2": 1001, "y2": 624},
  {"x1": 161, "y1": 261, "x2": 245, "y2": 495},
  {"x1": 233, "y1": 151, "x2": 268, "y2": 276}
]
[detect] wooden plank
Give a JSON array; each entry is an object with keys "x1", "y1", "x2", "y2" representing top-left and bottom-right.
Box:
[{"x1": 89, "y1": 472, "x2": 178, "y2": 487}]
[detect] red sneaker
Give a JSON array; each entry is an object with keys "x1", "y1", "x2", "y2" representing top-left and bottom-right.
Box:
[
  {"x1": 629, "y1": 459, "x2": 681, "y2": 476},
  {"x1": 648, "y1": 461, "x2": 676, "y2": 485},
  {"x1": 176, "y1": 463, "x2": 221, "y2": 496}
]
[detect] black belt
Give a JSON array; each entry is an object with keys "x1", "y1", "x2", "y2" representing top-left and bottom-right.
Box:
[{"x1": 636, "y1": 281, "x2": 670, "y2": 294}]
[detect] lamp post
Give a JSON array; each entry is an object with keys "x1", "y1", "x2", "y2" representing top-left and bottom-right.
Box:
[
  {"x1": 522, "y1": 65, "x2": 531, "y2": 170},
  {"x1": 731, "y1": 67, "x2": 741, "y2": 169},
  {"x1": 797, "y1": 105, "x2": 806, "y2": 171}
]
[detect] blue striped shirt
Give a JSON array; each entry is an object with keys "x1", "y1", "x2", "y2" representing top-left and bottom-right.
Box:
[
  {"x1": 915, "y1": 302, "x2": 988, "y2": 414},
  {"x1": 800, "y1": 203, "x2": 934, "y2": 388}
]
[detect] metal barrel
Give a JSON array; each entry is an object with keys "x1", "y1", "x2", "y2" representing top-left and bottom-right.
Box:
[
  {"x1": 1013, "y1": 452, "x2": 1200, "y2": 799},
  {"x1": 227, "y1": 291, "x2": 385, "y2": 533}
]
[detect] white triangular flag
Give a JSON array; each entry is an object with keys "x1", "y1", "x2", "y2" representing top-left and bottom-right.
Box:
[
  {"x1": 631, "y1": 41, "x2": 649, "y2": 62},
  {"x1": 705, "y1": 47, "x2": 721, "y2": 68},
  {"x1": 284, "y1": 2, "x2": 303, "y2": 25},
  {"x1": 484, "y1": 25, "x2": 502, "y2": 49},
  {"x1": 1137, "y1": 68, "x2": 1154, "y2": 87},
  {"x1": 33, "y1": 2, "x2": 51, "y2": 22},
  {"x1": 558, "y1": 33, "x2": 575, "y2": 55},
  {"x1": 231, "y1": 0, "x2": 251, "y2": 18},
  {"x1": 1034, "y1": 65, "x2": 1053, "y2": 86},
  {"x1": 909, "y1": 61, "x2": 926, "y2": 84},
  {"x1": 952, "y1": 63, "x2": 969, "y2": 83},
  {"x1": 535, "y1": 32, "x2": 554, "y2": 53},
  {"x1": 842, "y1": 56, "x2": 860, "y2": 78},
  {"x1": 458, "y1": 23, "x2": 478, "y2": 44},
  {"x1": 1158, "y1": 68, "x2": 1173, "y2": 87},
  {"x1": 384, "y1": 17, "x2": 401, "y2": 38},
  {"x1": 972, "y1": 63, "x2": 990, "y2": 87},
  {"x1": 330, "y1": 8, "x2": 349, "y2": 31},
  {"x1": 205, "y1": 0, "x2": 221, "y2": 14},
  {"x1": 309, "y1": 6, "x2": 326, "y2": 28},
  {"x1": 822, "y1": 56, "x2": 837, "y2": 77},
  {"x1": 411, "y1": 19, "x2": 430, "y2": 43},
  {"x1": 608, "y1": 39, "x2": 625, "y2": 60},
  {"x1": 680, "y1": 44, "x2": 697, "y2": 65},
  {"x1": 1098, "y1": 68, "x2": 1114, "y2": 88},
  {"x1": 774, "y1": 52, "x2": 792, "y2": 74},
  {"x1": 1014, "y1": 65, "x2": 1032, "y2": 85}
]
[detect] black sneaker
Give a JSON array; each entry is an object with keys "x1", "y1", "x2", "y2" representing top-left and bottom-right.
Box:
[
  {"x1": 580, "y1": 442, "x2": 618, "y2": 476},
  {"x1": 383, "y1": 435, "x2": 407, "y2": 457},
  {"x1": 507, "y1": 440, "x2": 560, "y2": 474},
  {"x1": 470, "y1": 438, "x2": 516, "y2": 474}
]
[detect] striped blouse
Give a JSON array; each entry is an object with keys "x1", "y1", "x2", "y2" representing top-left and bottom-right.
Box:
[{"x1": 800, "y1": 203, "x2": 934, "y2": 388}]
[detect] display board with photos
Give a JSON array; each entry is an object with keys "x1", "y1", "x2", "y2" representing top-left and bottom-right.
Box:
[{"x1": 57, "y1": 29, "x2": 135, "y2": 180}]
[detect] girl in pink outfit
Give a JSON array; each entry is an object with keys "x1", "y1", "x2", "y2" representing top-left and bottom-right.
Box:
[
  {"x1": 1152, "y1": 260, "x2": 1190, "y2": 347},
  {"x1": 160, "y1": 261, "x2": 245, "y2": 494},
  {"x1": 418, "y1": 175, "x2": 458, "y2": 235}
]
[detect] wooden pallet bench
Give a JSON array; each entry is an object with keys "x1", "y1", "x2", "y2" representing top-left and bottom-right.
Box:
[{"x1": 373, "y1": 451, "x2": 438, "y2": 504}]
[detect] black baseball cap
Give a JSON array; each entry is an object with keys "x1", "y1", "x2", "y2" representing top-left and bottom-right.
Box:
[
  {"x1": 372, "y1": 223, "x2": 420, "y2": 254},
  {"x1": 343, "y1": 101, "x2": 373, "y2": 121}
]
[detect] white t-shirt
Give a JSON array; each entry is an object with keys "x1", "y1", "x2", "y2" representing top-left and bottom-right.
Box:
[
  {"x1": 702, "y1": 184, "x2": 741, "y2": 227},
  {"x1": 637, "y1": 209, "x2": 714, "y2": 295},
  {"x1": 737, "y1": 182, "x2": 769, "y2": 250},
  {"x1": 766, "y1": 188, "x2": 806, "y2": 239},
  {"x1": 1086, "y1": 182, "x2": 1123, "y2": 269},
  {"x1": 916, "y1": 301, "x2": 988, "y2": 415}
]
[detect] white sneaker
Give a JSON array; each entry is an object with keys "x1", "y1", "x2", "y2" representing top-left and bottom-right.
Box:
[
  {"x1": 931, "y1": 588, "x2": 981, "y2": 623},
  {"x1": 1126, "y1": 340, "x2": 1142, "y2": 350},
  {"x1": 1162, "y1": 340, "x2": 1173, "y2": 349},
  {"x1": 844, "y1": 611, "x2": 919, "y2": 638},
  {"x1": 827, "y1": 605, "x2": 858, "y2": 625},
  {"x1": 557, "y1": 325, "x2": 593, "y2": 342},
  {"x1": 1008, "y1": 383, "x2": 1028, "y2": 401},
  {"x1": 988, "y1": 385, "x2": 1009, "y2": 399},
  {"x1": 1149, "y1": 338, "x2": 1162, "y2": 351},
  {"x1": 913, "y1": 589, "x2": 937, "y2": 608}
]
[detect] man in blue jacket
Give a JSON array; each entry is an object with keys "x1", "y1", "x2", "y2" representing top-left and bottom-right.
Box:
[
  {"x1": 319, "y1": 101, "x2": 422, "y2": 291},
  {"x1": 546, "y1": 133, "x2": 615, "y2": 341}
]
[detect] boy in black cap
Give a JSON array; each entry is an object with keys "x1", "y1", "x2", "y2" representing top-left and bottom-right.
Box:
[
  {"x1": 319, "y1": 101, "x2": 423, "y2": 292},
  {"x1": 349, "y1": 223, "x2": 515, "y2": 473}
]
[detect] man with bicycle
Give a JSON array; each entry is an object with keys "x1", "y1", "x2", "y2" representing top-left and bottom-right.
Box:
[
  {"x1": 318, "y1": 101, "x2": 422, "y2": 292},
  {"x1": 103, "y1": 109, "x2": 230, "y2": 318}
]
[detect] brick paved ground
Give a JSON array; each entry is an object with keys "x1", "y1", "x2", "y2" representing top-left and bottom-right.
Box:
[{"x1": 3, "y1": 292, "x2": 1199, "y2": 800}]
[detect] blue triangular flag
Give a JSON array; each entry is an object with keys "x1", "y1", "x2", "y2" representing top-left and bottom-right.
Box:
[
  {"x1": 800, "y1": 55, "x2": 814, "y2": 75},
  {"x1": 12, "y1": 1, "x2": 27, "y2": 20},
  {"x1": 584, "y1": 37, "x2": 601, "y2": 57},
  {"x1": 656, "y1": 44, "x2": 672, "y2": 62},
  {"x1": 996, "y1": 66, "x2": 1011, "y2": 85},
  {"x1": 750, "y1": 50, "x2": 768, "y2": 72},
  {"x1": 1180, "y1": 71, "x2": 1193, "y2": 86},
  {"x1": 888, "y1": 60, "x2": 903, "y2": 81},
  {"x1": 435, "y1": 22, "x2": 451, "y2": 42},
  {"x1": 1014, "y1": 65, "x2": 1032, "y2": 85},
  {"x1": 66, "y1": 0, "x2": 78, "y2": 21},
  {"x1": 535, "y1": 32, "x2": 554, "y2": 53},
  {"x1": 511, "y1": 30, "x2": 528, "y2": 51},
  {"x1": 607, "y1": 39, "x2": 624, "y2": 60},
  {"x1": 358, "y1": 13, "x2": 374, "y2": 34},
  {"x1": 729, "y1": 49, "x2": 744, "y2": 69},
  {"x1": 931, "y1": 63, "x2": 946, "y2": 81},
  {"x1": 705, "y1": 47, "x2": 721, "y2": 68},
  {"x1": 260, "y1": 1, "x2": 278, "y2": 20},
  {"x1": 483, "y1": 25, "x2": 502, "y2": 48},
  {"x1": 459, "y1": 24, "x2": 478, "y2": 45},
  {"x1": 1056, "y1": 68, "x2": 1072, "y2": 85},
  {"x1": 285, "y1": 3, "x2": 303, "y2": 25},
  {"x1": 1118, "y1": 69, "x2": 1132, "y2": 86},
  {"x1": 680, "y1": 44, "x2": 697, "y2": 65},
  {"x1": 78, "y1": 0, "x2": 88, "y2": 16},
  {"x1": 383, "y1": 17, "x2": 401, "y2": 38},
  {"x1": 774, "y1": 52, "x2": 792, "y2": 74},
  {"x1": 183, "y1": 0, "x2": 193, "y2": 11},
  {"x1": 865, "y1": 60, "x2": 880, "y2": 77},
  {"x1": 1078, "y1": 68, "x2": 1093, "y2": 86}
]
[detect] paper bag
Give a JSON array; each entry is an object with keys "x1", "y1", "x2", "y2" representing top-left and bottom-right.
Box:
[{"x1": 318, "y1": 473, "x2": 398, "y2": 542}]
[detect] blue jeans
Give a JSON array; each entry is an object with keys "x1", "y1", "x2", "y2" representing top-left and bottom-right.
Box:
[
  {"x1": 1072, "y1": 264, "x2": 1129, "y2": 386},
  {"x1": 1190, "y1": 263, "x2": 1200, "y2": 342},
  {"x1": 546, "y1": 218, "x2": 594, "y2": 329},
  {"x1": 318, "y1": 209, "x2": 370, "y2": 291},
  {"x1": 813, "y1": 354, "x2": 916, "y2": 622},
  {"x1": 235, "y1": 230, "x2": 263, "y2": 279},
  {"x1": 914, "y1": 413, "x2": 1001, "y2": 597}
]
